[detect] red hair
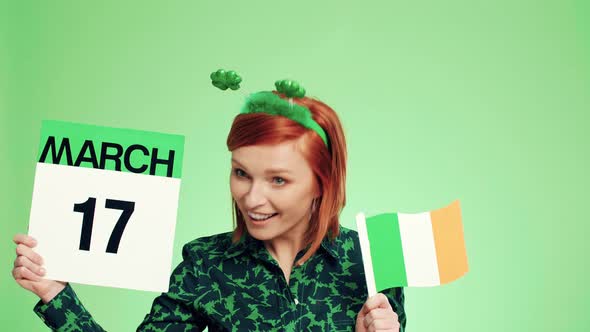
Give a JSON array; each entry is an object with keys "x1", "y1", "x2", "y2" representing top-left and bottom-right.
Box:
[{"x1": 226, "y1": 92, "x2": 347, "y2": 265}]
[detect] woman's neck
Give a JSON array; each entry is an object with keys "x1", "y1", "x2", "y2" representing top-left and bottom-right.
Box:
[{"x1": 263, "y1": 222, "x2": 309, "y2": 284}]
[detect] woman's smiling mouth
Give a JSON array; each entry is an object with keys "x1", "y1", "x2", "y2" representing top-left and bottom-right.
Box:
[{"x1": 247, "y1": 211, "x2": 279, "y2": 223}]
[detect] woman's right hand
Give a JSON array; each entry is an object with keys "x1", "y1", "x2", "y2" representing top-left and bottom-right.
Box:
[{"x1": 12, "y1": 234, "x2": 67, "y2": 303}]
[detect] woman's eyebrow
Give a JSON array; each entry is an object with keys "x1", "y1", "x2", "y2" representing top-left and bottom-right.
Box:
[
  {"x1": 231, "y1": 159, "x2": 246, "y2": 168},
  {"x1": 231, "y1": 159, "x2": 292, "y2": 174},
  {"x1": 264, "y1": 168, "x2": 292, "y2": 175},
  {"x1": 231, "y1": 158, "x2": 248, "y2": 171}
]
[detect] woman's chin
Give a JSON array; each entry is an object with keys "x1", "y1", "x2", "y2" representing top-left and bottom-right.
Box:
[{"x1": 245, "y1": 226, "x2": 276, "y2": 241}]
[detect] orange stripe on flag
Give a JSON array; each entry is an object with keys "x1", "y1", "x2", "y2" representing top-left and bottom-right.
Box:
[{"x1": 430, "y1": 200, "x2": 468, "y2": 284}]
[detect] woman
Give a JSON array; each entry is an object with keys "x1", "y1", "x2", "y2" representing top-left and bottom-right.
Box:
[{"x1": 12, "y1": 77, "x2": 406, "y2": 331}]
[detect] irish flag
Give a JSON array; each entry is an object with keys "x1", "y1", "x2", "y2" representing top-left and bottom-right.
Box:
[{"x1": 356, "y1": 200, "x2": 468, "y2": 296}]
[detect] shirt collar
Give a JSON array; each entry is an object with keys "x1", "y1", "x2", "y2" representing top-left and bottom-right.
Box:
[
  {"x1": 319, "y1": 228, "x2": 341, "y2": 259},
  {"x1": 223, "y1": 232, "x2": 258, "y2": 261}
]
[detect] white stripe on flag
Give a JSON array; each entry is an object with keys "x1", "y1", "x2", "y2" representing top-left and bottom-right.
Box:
[{"x1": 398, "y1": 212, "x2": 440, "y2": 286}]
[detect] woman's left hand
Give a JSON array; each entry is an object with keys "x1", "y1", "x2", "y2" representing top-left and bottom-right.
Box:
[{"x1": 355, "y1": 293, "x2": 400, "y2": 332}]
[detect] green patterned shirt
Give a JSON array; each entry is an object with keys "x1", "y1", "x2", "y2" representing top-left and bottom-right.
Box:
[{"x1": 34, "y1": 226, "x2": 406, "y2": 331}]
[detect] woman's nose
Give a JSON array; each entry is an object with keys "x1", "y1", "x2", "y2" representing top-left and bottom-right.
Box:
[{"x1": 244, "y1": 181, "x2": 267, "y2": 208}]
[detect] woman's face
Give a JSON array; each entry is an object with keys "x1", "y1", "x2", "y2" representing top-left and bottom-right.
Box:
[{"x1": 230, "y1": 140, "x2": 320, "y2": 243}]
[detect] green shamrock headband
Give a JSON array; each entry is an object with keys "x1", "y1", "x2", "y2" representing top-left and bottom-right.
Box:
[{"x1": 210, "y1": 69, "x2": 329, "y2": 147}]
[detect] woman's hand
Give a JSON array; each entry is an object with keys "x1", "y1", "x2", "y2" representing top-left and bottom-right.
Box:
[
  {"x1": 12, "y1": 234, "x2": 66, "y2": 303},
  {"x1": 355, "y1": 293, "x2": 400, "y2": 332}
]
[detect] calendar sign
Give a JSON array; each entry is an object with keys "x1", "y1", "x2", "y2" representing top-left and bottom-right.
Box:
[{"x1": 27, "y1": 120, "x2": 184, "y2": 292}]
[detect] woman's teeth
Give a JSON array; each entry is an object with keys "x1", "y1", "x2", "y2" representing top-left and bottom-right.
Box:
[{"x1": 248, "y1": 212, "x2": 277, "y2": 221}]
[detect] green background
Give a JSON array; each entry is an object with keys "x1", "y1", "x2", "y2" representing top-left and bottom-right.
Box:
[{"x1": 1, "y1": 0, "x2": 588, "y2": 331}]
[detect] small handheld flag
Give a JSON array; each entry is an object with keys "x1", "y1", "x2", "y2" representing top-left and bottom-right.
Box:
[{"x1": 356, "y1": 200, "x2": 468, "y2": 296}]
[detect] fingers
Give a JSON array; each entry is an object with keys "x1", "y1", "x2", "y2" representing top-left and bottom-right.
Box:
[
  {"x1": 358, "y1": 293, "x2": 400, "y2": 331},
  {"x1": 14, "y1": 255, "x2": 46, "y2": 276},
  {"x1": 366, "y1": 320, "x2": 400, "y2": 331},
  {"x1": 13, "y1": 265, "x2": 43, "y2": 282},
  {"x1": 13, "y1": 234, "x2": 37, "y2": 248},
  {"x1": 15, "y1": 243, "x2": 44, "y2": 265},
  {"x1": 13, "y1": 234, "x2": 45, "y2": 282},
  {"x1": 363, "y1": 308, "x2": 400, "y2": 330},
  {"x1": 360, "y1": 293, "x2": 393, "y2": 315}
]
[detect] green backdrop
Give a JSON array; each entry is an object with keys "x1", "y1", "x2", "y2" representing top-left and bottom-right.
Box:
[{"x1": 2, "y1": 1, "x2": 589, "y2": 331}]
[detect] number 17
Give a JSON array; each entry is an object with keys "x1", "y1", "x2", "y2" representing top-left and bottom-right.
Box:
[{"x1": 73, "y1": 197, "x2": 135, "y2": 254}]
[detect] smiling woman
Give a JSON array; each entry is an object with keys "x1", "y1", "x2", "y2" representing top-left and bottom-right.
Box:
[
  {"x1": 227, "y1": 92, "x2": 347, "y2": 266},
  {"x1": 230, "y1": 141, "x2": 321, "y2": 280},
  {"x1": 12, "y1": 77, "x2": 406, "y2": 331}
]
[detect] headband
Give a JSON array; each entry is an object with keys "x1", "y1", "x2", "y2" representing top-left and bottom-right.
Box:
[{"x1": 210, "y1": 69, "x2": 329, "y2": 148}]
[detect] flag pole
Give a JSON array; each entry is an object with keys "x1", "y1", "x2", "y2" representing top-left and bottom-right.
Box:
[{"x1": 356, "y1": 212, "x2": 377, "y2": 297}]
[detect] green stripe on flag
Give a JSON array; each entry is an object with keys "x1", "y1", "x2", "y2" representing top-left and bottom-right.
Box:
[{"x1": 365, "y1": 213, "x2": 407, "y2": 290}]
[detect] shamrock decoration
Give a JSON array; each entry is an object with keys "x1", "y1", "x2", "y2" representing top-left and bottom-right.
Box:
[
  {"x1": 210, "y1": 69, "x2": 242, "y2": 90},
  {"x1": 274, "y1": 79, "x2": 305, "y2": 98}
]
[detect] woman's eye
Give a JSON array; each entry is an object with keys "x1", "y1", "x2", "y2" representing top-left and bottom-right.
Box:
[
  {"x1": 234, "y1": 168, "x2": 247, "y2": 177},
  {"x1": 273, "y1": 177, "x2": 286, "y2": 185}
]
